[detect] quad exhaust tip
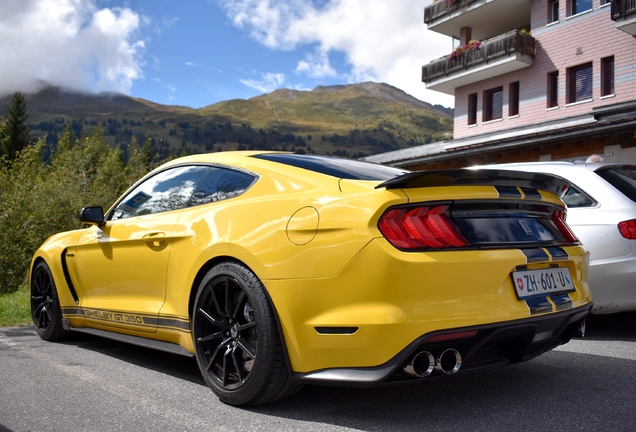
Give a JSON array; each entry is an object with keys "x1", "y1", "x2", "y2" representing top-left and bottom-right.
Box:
[
  {"x1": 403, "y1": 348, "x2": 462, "y2": 378},
  {"x1": 403, "y1": 351, "x2": 435, "y2": 377},
  {"x1": 435, "y1": 348, "x2": 462, "y2": 375}
]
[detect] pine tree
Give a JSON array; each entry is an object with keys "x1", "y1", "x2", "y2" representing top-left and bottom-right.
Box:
[
  {"x1": 0, "y1": 116, "x2": 9, "y2": 159},
  {"x1": 2, "y1": 92, "x2": 31, "y2": 159}
]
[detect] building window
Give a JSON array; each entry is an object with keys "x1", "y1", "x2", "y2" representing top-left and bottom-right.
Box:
[
  {"x1": 468, "y1": 93, "x2": 477, "y2": 125},
  {"x1": 601, "y1": 56, "x2": 615, "y2": 97},
  {"x1": 509, "y1": 82, "x2": 520, "y2": 116},
  {"x1": 549, "y1": 1, "x2": 559, "y2": 23},
  {"x1": 567, "y1": 62, "x2": 593, "y2": 104},
  {"x1": 547, "y1": 71, "x2": 559, "y2": 108},
  {"x1": 568, "y1": 0, "x2": 592, "y2": 16},
  {"x1": 483, "y1": 87, "x2": 503, "y2": 122}
]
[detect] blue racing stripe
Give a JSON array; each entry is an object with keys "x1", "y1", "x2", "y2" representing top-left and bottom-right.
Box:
[
  {"x1": 525, "y1": 297, "x2": 553, "y2": 315},
  {"x1": 546, "y1": 247, "x2": 569, "y2": 261},
  {"x1": 520, "y1": 187, "x2": 542, "y2": 199},
  {"x1": 521, "y1": 248, "x2": 550, "y2": 263},
  {"x1": 495, "y1": 185, "x2": 522, "y2": 198},
  {"x1": 550, "y1": 294, "x2": 573, "y2": 311}
]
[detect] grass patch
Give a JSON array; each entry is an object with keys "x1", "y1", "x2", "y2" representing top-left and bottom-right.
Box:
[{"x1": 0, "y1": 285, "x2": 32, "y2": 328}]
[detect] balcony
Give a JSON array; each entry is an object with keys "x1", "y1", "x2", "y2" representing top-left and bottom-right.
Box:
[
  {"x1": 611, "y1": 0, "x2": 636, "y2": 35},
  {"x1": 422, "y1": 30, "x2": 535, "y2": 95},
  {"x1": 424, "y1": 0, "x2": 531, "y2": 41}
]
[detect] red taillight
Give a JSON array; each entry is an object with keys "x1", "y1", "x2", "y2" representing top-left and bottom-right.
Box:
[
  {"x1": 378, "y1": 205, "x2": 469, "y2": 250},
  {"x1": 618, "y1": 219, "x2": 636, "y2": 239},
  {"x1": 551, "y1": 209, "x2": 579, "y2": 244}
]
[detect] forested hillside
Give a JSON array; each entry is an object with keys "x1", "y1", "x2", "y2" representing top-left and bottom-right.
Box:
[{"x1": 0, "y1": 82, "x2": 453, "y2": 160}]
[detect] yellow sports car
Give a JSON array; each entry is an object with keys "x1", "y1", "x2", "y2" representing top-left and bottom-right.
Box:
[{"x1": 31, "y1": 151, "x2": 592, "y2": 406}]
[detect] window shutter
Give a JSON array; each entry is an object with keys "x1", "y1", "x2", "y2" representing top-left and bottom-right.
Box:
[
  {"x1": 602, "y1": 56, "x2": 614, "y2": 96},
  {"x1": 509, "y1": 82, "x2": 520, "y2": 116},
  {"x1": 484, "y1": 87, "x2": 503, "y2": 122},
  {"x1": 548, "y1": 72, "x2": 559, "y2": 108},
  {"x1": 492, "y1": 88, "x2": 503, "y2": 120}
]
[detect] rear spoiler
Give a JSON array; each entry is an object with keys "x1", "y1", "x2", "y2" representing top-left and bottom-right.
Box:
[{"x1": 376, "y1": 168, "x2": 570, "y2": 198}]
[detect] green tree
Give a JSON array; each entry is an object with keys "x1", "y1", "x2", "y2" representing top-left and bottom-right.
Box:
[
  {"x1": 0, "y1": 116, "x2": 8, "y2": 161},
  {"x1": 124, "y1": 136, "x2": 153, "y2": 188},
  {"x1": 0, "y1": 124, "x2": 171, "y2": 293},
  {"x1": 1, "y1": 92, "x2": 31, "y2": 159},
  {"x1": 0, "y1": 141, "x2": 51, "y2": 293},
  {"x1": 0, "y1": 130, "x2": 151, "y2": 294}
]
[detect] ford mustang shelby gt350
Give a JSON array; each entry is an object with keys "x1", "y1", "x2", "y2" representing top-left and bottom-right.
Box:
[{"x1": 31, "y1": 151, "x2": 592, "y2": 406}]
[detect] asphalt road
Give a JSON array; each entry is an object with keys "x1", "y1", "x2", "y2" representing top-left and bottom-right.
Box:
[{"x1": 1, "y1": 313, "x2": 635, "y2": 432}]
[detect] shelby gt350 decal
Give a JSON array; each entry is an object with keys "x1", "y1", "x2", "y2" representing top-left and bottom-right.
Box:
[{"x1": 62, "y1": 307, "x2": 191, "y2": 332}]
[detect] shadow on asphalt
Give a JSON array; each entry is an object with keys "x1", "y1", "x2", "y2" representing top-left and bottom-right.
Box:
[
  {"x1": 5, "y1": 314, "x2": 635, "y2": 430},
  {"x1": 584, "y1": 311, "x2": 636, "y2": 341},
  {"x1": 54, "y1": 329, "x2": 206, "y2": 386},
  {"x1": 8, "y1": 311, "x2": 635, "y2": 392},
  {"x1": 249, "y1": 350, "x2": 636, "y2": 431}
]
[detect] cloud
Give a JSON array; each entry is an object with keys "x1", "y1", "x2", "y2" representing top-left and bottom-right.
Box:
[
  {"x1": 0, "y1": 0, "x2": 145, "y2": 97},
  {"x1": 166, "y1": 84, "x2": 177, "y2": 100},
  {"x1": 240, "y1": 72, "x2": 286, "y2": 93},
  {"x1": 295, "y1": 47, "x2": 336, "y2": 78},
  {"x1": 161, "y1": 17, "x2": 179, "y2": 30},
  {"x1": 186, "y1": 62, "x2": 204, "y2": 67},
  {"x1": 219, "y1": 0, "x2": 454, "y2": 106}
]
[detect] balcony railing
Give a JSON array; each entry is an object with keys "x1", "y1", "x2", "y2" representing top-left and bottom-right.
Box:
[
  {"x1": 422, "y1": 30, "x2": 535, "y2": 83},
  {"x1": 424, "y1": 0, "x2": 481, "y2": 23},
  {"x1": 611, "y1": 0, "x2": 636, "y2": 20},
  {"x1": 611, "y1": 0, "x2": 636, "y2": 35}
]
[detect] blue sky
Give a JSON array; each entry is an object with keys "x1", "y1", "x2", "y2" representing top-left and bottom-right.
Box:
[{"x1": 0, "y1": 0, "x2": 455, "y2": 108}]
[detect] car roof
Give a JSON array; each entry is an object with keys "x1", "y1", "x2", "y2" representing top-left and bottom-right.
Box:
[
  {"x1": 159, "y1": 150, "x2": 276, "y2": 170},
  {"x1": 469, "y1": 162, "x2": 636, "y2": 207},
  {"x1": 472, "y1": 161, "x2": 634, "y2": 172},
  {"x1": 153, "y1": 151, "x2": 408, "y2": 182}
]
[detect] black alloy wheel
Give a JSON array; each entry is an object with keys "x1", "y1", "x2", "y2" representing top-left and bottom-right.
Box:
[
  {"x1": 196, "y1": 273, "x2": 257, "y2": 391},
  {"x1": 192, "y1": 262, "x2": 300, "y2": 406},
  {"x1": 31, "y1": 261, "x2": 68, "y2": 341}
]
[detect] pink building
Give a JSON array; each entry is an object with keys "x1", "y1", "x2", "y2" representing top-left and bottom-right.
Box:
[{"x1": 366, "y1": 0, "x2": 636, "y2": 169}]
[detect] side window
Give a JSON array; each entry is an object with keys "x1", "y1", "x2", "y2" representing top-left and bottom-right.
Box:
[
  {"x1": 562, "y1": 184, "x2": 597, "y2": 208},
  {"x1": 111, "y1": 166, "x2": 209, "y2": 220},
  {"x1": 188, "y1": 167, "x2": 256, "y2": 207},
  {"x1": 567, "y1": 62, "x2": 593, "y2": 104},
  {"x1": 549, "y1": 0, "x2": 559, "y2": 23},
  {"x1": 568, "y1": 0, "x2": 592, "y2": 16},
  {"x1": 595, "y1": 168, "x2": 636, "y2": 203}
]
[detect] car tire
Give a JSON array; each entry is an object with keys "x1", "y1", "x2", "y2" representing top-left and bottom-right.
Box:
[
  {"x1": 192, "y1": 261, "x2": 301, "y2": 406},
  {"x1": 31, "y1": 261, "x2": 68, "y2": 341}
]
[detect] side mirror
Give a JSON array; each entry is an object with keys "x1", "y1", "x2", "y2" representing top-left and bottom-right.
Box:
[{"x1": 79, "y1": 206, "x2": 105, "y2": 226}]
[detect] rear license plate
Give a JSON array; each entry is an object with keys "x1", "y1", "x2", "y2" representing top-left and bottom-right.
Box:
[{"x1": 512, "y1": 267, "x2": 575, "y2": 300}]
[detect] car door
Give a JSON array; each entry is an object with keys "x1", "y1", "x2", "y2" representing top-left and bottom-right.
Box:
[{"x1": 72, "y1": 165, "x2": 210, "y2": 332}]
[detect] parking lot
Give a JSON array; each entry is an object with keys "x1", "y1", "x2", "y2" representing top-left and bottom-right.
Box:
[{"x1": 1, "y1": 313, "x2": 635, "y2": 432}]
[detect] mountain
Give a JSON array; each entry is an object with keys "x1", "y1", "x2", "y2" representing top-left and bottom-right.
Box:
[{"x1": 0, "y1": 83, "x2": 453, "y2": 158}]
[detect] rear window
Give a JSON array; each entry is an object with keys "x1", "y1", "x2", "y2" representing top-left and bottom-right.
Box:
[
  {"x1": 595, "y1": 166, "x2": 636, "y2": 203},
  {"x1": 253, "y1": 153, "x2": 409, "y2": 181}
]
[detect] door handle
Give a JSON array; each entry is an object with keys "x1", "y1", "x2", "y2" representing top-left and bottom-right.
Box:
[{"x1": 142, "y1": 232, "x2": 166, "y2": 247}]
